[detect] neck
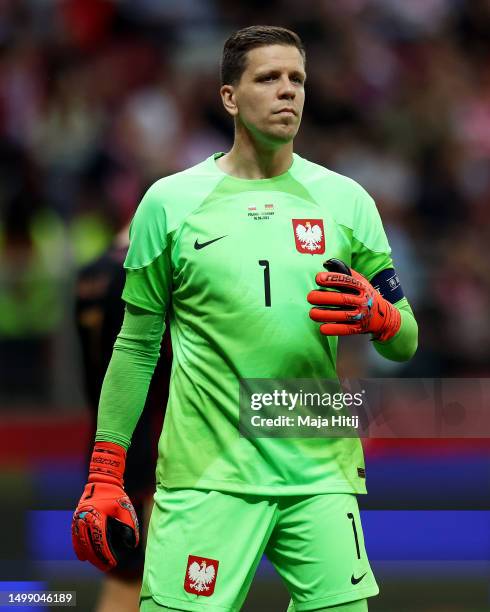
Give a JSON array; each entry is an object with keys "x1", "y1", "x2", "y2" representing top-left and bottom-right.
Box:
[{"x1": 217, "y1": 126, "x2": 293, "y2": 179}]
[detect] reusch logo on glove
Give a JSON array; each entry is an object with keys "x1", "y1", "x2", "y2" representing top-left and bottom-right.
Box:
[
  {"x1": 92, "y1": 456, "x2": 121, "y2": 468},
  {"x1": 292, "y1": 219, "x2": 325, "y2": 254},
  {"x1": 325, "y1": 274, "x2": 362, "y2": 289},
  {"x1": 184, "y1": 555, "x2": 219, "y2": 596}
]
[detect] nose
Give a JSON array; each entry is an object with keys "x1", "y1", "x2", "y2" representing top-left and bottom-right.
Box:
[{"x1": 277, "y1": 76, "x2": 296, "y2": 99}]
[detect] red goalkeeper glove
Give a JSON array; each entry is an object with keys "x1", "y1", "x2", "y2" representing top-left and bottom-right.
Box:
[
  {"x1": 72, "y1": 442, "x2": 139, "y2": 572},
  {"x1": 307, "y1": 259, "x2": 401, "y2": 341}
]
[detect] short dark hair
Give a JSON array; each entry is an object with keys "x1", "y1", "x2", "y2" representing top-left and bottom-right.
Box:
[{"x1": 221, "y1": 25, "x2": 305, "y2": 85}]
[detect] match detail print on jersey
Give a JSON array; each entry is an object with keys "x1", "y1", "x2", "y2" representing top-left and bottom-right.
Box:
[
  {"x1": 184, "y1": 555, "x2": 219, "y2": 596},
  {"x1": 292, "y1": 219, "x2": 325, "y2": 254}
]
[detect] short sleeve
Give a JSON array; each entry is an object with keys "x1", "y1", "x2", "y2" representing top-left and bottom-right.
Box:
[
  {"x1": 122, "y1": 181, "x2": 171, "y2": 314},
  {"x1": 122, "y1": 253, "x2": 171, "y2": 314},
  {"x1": 124, "y1": 181, "x2": 168, "y2": 270},
  {"x1": 351, "y1": 188, "x2": 394, "y2": 281}
]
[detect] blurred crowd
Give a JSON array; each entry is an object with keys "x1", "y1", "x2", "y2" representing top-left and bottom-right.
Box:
[{"x1": 1, "y1": 0, "x2": 490, "y2": 406}]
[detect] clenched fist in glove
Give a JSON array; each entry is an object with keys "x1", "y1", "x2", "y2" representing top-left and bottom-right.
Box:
[
  {"x1": 307, "y1": 259, "x2": 401, "y2": 342},
  {"x1": 72, "y1": 442, "x2": 139, "y2": 572}
]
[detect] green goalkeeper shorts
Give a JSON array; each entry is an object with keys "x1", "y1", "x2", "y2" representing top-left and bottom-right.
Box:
[{"x1": 140, "y1": 487, "x2": 378, "y2": 612}]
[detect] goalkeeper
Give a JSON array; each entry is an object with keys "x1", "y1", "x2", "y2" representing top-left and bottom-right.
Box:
[{"x1": 72, "y1": 25, "x2": 417, "y2": 612}]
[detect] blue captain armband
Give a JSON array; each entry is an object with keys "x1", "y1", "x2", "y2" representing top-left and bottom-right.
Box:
[{"x1": 371, "y1": 268, "x2": 404, "y2": 304}]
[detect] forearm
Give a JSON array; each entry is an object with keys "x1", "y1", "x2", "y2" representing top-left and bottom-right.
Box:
[
  {"x1": 373, "y1": 299, "x2": 418, "y2": 362},
  {"x1": 95, "y1": 303, "x2": 165, "y2": 449}
]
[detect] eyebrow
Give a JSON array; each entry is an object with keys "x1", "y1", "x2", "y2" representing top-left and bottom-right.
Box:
[
  {"x1": 291, "y1": 70, "x2": 306, "y2": 82},
  {"x1": 255, "y1": 68, "x2": 306, "y2": 81}
]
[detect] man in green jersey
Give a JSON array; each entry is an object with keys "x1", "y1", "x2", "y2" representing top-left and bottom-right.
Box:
[{"x1": 72, "y1": 26, "x2": 418, "y2": 612}]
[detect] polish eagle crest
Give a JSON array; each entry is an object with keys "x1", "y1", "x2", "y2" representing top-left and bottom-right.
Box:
[
  {"x1": 295, "y1": 220, "x2": 323, "y2": 251},
  {"x1": 187, "y1": 559, "x2": 216, "y2": 592}
]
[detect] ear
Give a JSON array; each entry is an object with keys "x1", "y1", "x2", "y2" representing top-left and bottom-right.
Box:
[{"x1": 220, "y1": 84, "x2": 238, "y2": 117}]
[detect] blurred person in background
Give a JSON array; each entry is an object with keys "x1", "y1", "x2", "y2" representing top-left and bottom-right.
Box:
[
  {"x1": 72, "y1": 25, "x2": 417, "y2": 611},
  {"x1": 0, "y1": 140, "x2": 64, "y2": 404},
  {"x1": 75, "y1": 156, "x2": 171, "y2": 612}
]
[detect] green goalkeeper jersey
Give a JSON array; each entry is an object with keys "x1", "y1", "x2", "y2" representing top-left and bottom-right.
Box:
[{"x1": 122, "y1": 152, "x2": 402, "y2": 495}]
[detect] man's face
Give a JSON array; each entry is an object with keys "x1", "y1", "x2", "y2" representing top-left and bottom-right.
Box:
[{"x1": 224, "y1": 44, "x2": 306, "y2": 145}]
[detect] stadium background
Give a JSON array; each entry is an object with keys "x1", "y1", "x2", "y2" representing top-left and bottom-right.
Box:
[{"x1": 0, "y1": 1, "x2": 488, "y2": 610}]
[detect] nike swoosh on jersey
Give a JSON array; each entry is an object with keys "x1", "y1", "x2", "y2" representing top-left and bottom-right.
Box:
[
  {"x1": 194, "y1": 235, "x2": 227, "y2": 250},
  {"x1": 351, "y1": 572, "x2": 367, "y2": 585}
]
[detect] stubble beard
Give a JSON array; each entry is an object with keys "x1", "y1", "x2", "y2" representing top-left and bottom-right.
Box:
[{"x1": 238, "y1": 114, "x2": 300, "y2": 147}]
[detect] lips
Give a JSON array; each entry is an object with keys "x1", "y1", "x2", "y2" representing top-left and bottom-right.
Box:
[{"x1": 276, "y1": 108, "x2": 296, "y2": 115}]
